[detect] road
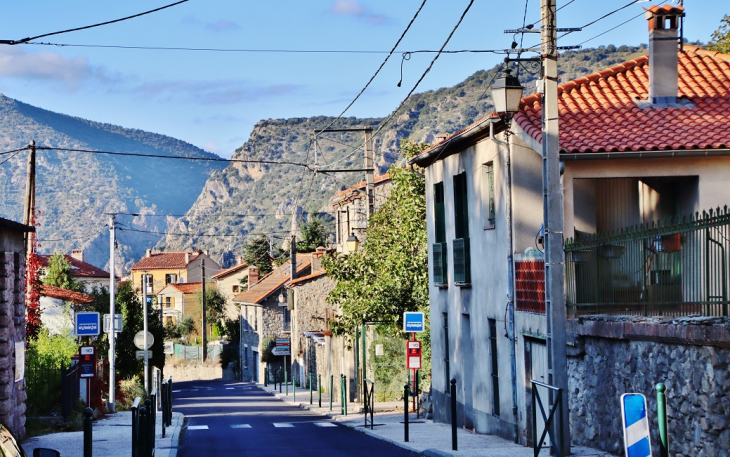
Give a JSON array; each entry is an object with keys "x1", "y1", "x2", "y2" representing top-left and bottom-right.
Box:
[{"x1": 173, "y1": 379, "x2": 418, "y2": 457}]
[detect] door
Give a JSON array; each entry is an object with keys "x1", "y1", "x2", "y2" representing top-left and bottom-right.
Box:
[{"x1": 529, "y1": 340, "x2": 549, "y2": 449}]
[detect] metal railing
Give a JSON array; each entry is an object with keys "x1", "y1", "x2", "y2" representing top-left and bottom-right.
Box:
[
  {"x1": 565, "y1": 207, "x2": 730, "y2": 317},
  {"x1": 363, "y1": 379, "x2": 375, "y2": 430},
  {"x1": 531, "y1": 380, "x2": 564, "y2": 457}
]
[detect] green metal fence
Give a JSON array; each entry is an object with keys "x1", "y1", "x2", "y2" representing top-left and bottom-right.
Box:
[{"x1": 565, "y1": 206, "x2": 730, "y2": 317}]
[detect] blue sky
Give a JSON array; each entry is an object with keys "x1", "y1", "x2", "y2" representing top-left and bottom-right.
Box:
[{"x1": 0, "y1": 0, "x2": 725, "y2": 158}]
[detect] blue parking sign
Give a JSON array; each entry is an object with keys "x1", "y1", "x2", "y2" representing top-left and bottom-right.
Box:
[
  {"x1": 403, "y1": 312, "x2": 425, "y2": 332},
  {"x1": 75, "y1": 312, "x2": 101, "y2": 336}
]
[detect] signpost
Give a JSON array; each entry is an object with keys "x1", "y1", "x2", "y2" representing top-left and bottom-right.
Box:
[
  {"x1": 621, "y1": 393, "x2": 652, "y2": 457},
  {"x1": 75, "y1": 312, "x2": 101, "y2": 336},
  {"x1": 136, "y1": 350, "x2": 153, "y2": 359},
  {"x1": 403, "y1": 312, "x2": 425, "y2": 411},
  {"x1": 103, "y1": 314, "x2": 123, "y2": 333},
  {"x1": 79, "y1": 346, "x2": 97, "y2": 407},
  {"x1": 406, "y1": 341, "x2": 422, "y2": 370},
  {"x1": 403, "y1": 312, "x2": 425, "y2": 333},
  {"x1": 271, "y1": 346, "x2": 290, "y2": 357},
  {"x1": 134, "y1": 331, "x2": 154, "y2": 350}
]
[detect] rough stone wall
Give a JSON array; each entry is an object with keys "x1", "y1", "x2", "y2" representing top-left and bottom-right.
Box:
[
  {"x1": 291, "y1": 275, "x2": 334, "y2": 388},
  {"x1": 568, "y1": 317, "x2": 730, "y2": 457},
  {"x1": 0, "y1": 252, "x2": 26, "y2": 439},
  {"x1": 261, "y1": 296, "x2": 284, "y2": 338}
]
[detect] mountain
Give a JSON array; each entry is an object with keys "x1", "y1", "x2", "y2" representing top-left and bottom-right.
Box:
[
  {"x1": 161, "y1": 45, "x2": 649, "y2": 266},
  {"x1": 0, "y1": 94, "x2": 226, "y2": 272}
]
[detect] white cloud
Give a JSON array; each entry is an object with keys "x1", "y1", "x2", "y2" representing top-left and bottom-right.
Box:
[
  {"x1": 331, "y1": 0, "x2": 390, "y2": 24},
  {"x1": 133, "y1": 79, "x2": 301, "y2": 105}
]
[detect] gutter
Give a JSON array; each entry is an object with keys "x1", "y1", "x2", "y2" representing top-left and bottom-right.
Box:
[
  {"x1": 408, "y1": 115, "x2": 499, "y2": 167},
  {"x1": 560, "y1": 148, "x2": 730, "y2": 160}
]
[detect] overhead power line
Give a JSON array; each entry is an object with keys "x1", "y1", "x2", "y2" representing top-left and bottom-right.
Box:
[{"x1": 0, "y1": 0, "x2": 189, "y2": 45}]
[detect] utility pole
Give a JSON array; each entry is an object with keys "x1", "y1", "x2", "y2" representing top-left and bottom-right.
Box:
[
  {"x1": 143, "y1": 270, "x2": 149, "y2": 394},
  {"x1": 290, "y1": 235, "x2": 297, "y2": 281},
  {"x1": 201, "y1": 259, "x2": 207, "y2": 362},
  {"x1": 364, "y1": 129, "x2": 374, "y2": 219},
  {"x1": 108, "y1": 213, "x2": 117, "y2": 413},
  {"x1": 541, "y1": 0, "x2": 570, "y2": 453},
  {"x1": 22, "y1": 140, "x2": 36, "y2": 255}
]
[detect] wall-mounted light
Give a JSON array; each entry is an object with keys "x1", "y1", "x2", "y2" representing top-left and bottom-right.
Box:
[
  {"x1": 346, "y1": 232, "x2": 360, "y2": 252},
  {"x1": 492, "y1": 68, "x2": 524, "y2": 114}
]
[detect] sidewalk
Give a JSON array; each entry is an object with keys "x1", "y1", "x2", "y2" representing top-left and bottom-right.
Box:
[
  {"x1": 260, "y1": 382, "x2": 618, "y2": 457},
  {"x1": 21, "y1": 411, "x2": 184, "y2": 457}
]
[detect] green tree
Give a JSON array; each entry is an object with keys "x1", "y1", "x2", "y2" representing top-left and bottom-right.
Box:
[
  {"x1": 43, "y1": 252, "x2": 83, "y2": 292},
  {"x1": 243, "y1": 235, "x2": 274, "y2": 276},
  {"x1": 708, "y1": 15, "x2": 730, "y2": 53},
  {"x1": 297, "y1": 216, "x2": 328, "y2": 252},
  {"x1": 323, "y1": 139, "x2": 431, "y2": 376}
]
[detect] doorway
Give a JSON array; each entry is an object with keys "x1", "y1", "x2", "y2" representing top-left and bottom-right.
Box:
[{"x1": 526, "y1": 339, "x2": 549, "y2": 449}]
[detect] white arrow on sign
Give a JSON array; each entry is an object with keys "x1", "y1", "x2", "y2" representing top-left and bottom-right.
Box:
[{"x1": 271, "y1": 346, "x2": 290, "y2": 356}]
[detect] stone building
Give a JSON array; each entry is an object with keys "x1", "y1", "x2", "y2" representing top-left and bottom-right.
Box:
[
  {"x1": 211, "y1": 260, "x2": 258, "y2": 321},
  {"x1": 331, "y1": 174, "x2": 392, "y2": 254},
  {"x1": 0, "y1": 217, "x2": 33, "y2": 438}
]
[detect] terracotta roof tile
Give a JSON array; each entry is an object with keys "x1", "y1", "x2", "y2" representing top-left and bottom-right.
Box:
[
  {"x1": 212, "y1": 262, "x2": 248, "y2": 280},
  {"x1": 39, "y1": 284, "x2": 93, "y2": 304},
  {"x1": 39, "y1": 255, "x2": 110, "y2": 278},
  {"x1": 131, "y1": 251, "x2": 202, "y2": 271},
  {"x1": 288, "y1": 269, "x2": 327, "y2": 286},
  {"x1": 169, "y1": 282, "x2": 202, "y2": 295},
  {"x1": 331, "y1": 174, "x2": 391, "y2": 201},
  {"x1": 232, "y1": 256, "x2": 313, "y2": 304}
]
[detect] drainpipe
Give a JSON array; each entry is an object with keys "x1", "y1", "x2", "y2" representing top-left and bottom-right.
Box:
[{"x1": 490, "y1": 119, "x2": 520, "y2": 443}]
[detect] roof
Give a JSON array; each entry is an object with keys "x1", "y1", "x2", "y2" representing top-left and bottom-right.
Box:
[
  {"x1": 212, "y1": 262, "x2": 248, "y2": 280},
  {"x1": 232, "y1": 256, "x2": 312, "y2": 304},
  {"x1": 168, "y1": 282, "x2": 202, "y2": 295},
  {"x1": 39, "y1": 254, "x2": 110, "y2": 279},
  {"x1": 288, "y1": 269, "x2": 327, "y2": 286},
  {"x1": 331, "y1": 173, "x2": 391, "y2": 202},
  {"x1": 0, "y1": 217, "x2": 34, "y2": 233},
  {"x1": 131, "y1": 251, "x2": 202, "y2": 271},
  {"x1": 412, "y1": 45, "x2": 730, "y2": 164},
  {"x1": 39, "y1": 284, "x2": 93, "y2": 304}
]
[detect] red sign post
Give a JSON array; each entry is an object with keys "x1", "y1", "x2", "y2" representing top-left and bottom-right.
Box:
[
  {"x1": 79, "y1": 346, "x2": 96, "y2": 407},
  {"x1": 406, "y1": 335, "x2": 422, "y2": 411}
]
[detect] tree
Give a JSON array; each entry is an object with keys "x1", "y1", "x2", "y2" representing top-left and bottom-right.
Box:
[
  {"x1": 708, "y1": 15, "x2": 730, "y2": 53},
  {"x1": 323, "y1": 139, "x2": 431, "y2": 371},
  {"x1": 297, "y1": 216, "x2": 328, "y2": 252},
  {"x1": 243, "y1": 235, "x2": 274, "y2": 276},
  {"x1": 43, "y1": 252, "x2": 83, "y2": 292}
]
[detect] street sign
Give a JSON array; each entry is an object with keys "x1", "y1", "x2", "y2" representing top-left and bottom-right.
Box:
[
  {"x1": 621, "y1": 393, "x2": 652, "y2": 457},
  {"x1": 403, "y1": 312, "x2": 425, "y2": 332},
  {"x1": 103, "y1": 314, "x2": 123, "y2": 333},
  {"x1": 75, "y1": 312, "x2": 101, "y2": 336},
  {"x1": 134, "y1": 331, "x2": 154, "y2": 350},
  {"x1": 79, "y1": 346, "x2": 97, "y2": 378},
  {"x1": 271, "y1": 346, "x2": 290, "y2": 356},
  {"x1": 406, "y1": 341, "x2": 422, "y2": 369},
  {"x1": 136, "y1": 350, "x2": 153, "y2": 359},
  {"x1": 163, "y1": 341, "x2": 174, "y2": 355}
]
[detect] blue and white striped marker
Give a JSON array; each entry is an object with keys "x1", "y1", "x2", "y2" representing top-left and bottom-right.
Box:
[{"x1": 621, "y1": 393, "x2": 652, "y2": 457}]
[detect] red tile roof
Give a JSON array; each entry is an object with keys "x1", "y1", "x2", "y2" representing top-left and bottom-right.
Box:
[
  {"x1": 232, "y1": 256, "x2": 312, "y2": 304},
  {"x1": 168, "y1": 282, "x2": 202, "y2": 295},
  {"x1": 288, "y1": 270, "x2": 327, "y2": 286},
  {"x1": 331, "y1": 173, "x2": 391, "y2": 201},
  {"x1": 39, "y1": 284, "x2": 94, "y2": 304},
  {"x1": 131, "y1": 251, "x2": 202, "y2": 271},
  {"x1": 39, "y1": 255, "x2": 110, "y2": 279},
  {"x1": 514, "y1": 45, "x2": 730, "y2": 154},
  {"x1": 212, "y1": 262, "x2": 248, "y2": 280},
  {"x1": 412, "y1": 46, "x2": 730, "y2": 163}
]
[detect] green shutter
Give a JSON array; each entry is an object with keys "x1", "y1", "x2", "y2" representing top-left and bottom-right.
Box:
[
  {"x1": 487, "y1": 163, "x2": 495, "y2": 226},
  {"x1": 434, "y1": 182, "x2": 445, "y2": 243},
  {"x1": 433, "y1": 242, "x2": 448, "y2": 285},
  {"x1": 453, "y1": 173, "x2": 469, "y2": 239},
  {"x1": 453, "y1": 237, "x2": 471, "y2": 284}
]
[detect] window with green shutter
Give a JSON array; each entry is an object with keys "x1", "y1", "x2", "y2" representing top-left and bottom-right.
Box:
[
  {"x1": 484, "y1": 162, "x2": 495, "y2": 228},
  {"x1": 434, "y1": 182, "x2": 446, "y2": 243},
  {"x1": 433, "y1": 182, "x2": 448, "y2": 286},
  {"x1": 432, "y1": 241, "x2": 447, "y2": 285},
  {"x1": 453, "y1": 172, "x2": 471, "y2": 285}
]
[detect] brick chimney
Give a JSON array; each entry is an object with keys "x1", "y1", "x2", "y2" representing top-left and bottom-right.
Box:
[
  {"x1": 312, "y1": 247, "x2": 327, "y2": 272},
  {"x1": 237, "y1": 255, "x2": 244, "y2": 266},
  {"x1": 185, "y1": 252, "x2": 191, "y2": 264},
  {"x1": 247, "y1": 266, "x2": 259, "y2": 287},
  {"x1": 434, "y1": 133, "x2": 449, "y2": 144},
  {"x1": 645, "y1": 5, "x2": 684, "y2": 104},
  {"x1": 70, "y1": 249, "x2": 84, "y2": 262},
  {"x1": 146, "y1": 249, "x2": 152, "y2": 258}
]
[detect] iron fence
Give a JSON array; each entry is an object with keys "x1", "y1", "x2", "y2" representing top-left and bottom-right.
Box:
[
  {"x1": 565, "y1": 206, "x2": 730, "y2": 317},
  {"x1": 26, "y1": 362, "x2": 63, "y2": 416}
]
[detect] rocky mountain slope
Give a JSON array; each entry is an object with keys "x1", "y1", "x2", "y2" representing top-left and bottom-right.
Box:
[
  {"x1": 0, "y1": 94, "x2": 225, "y2": 272},
  {"x1": 161, "y1": 46, "x2": 648, "y2": 266}
]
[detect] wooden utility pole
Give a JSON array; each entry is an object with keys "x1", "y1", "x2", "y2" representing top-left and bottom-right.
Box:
[
  {"x1": 541, "y1": 0, "x2": 570, "y2": 453},
  {"x1": 201, "y1": 259, "x2": 207, "y2": 362},
  {"x1": 23, "y1": 140, "x2": 36, "y2": 254},
  {"x1": 364, "y1": 129, "x2": 374, "y2": 219}
]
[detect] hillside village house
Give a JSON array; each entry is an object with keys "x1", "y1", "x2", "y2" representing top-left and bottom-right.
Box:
[
  {"x1": 211, "y1": 259, "x2": 258, "y2": 321},
  {"x1": 332, "y1": 173, "x2": 392, "y2": 253},
  {"x1": 39, "y1": 249, "x2": 115, "y2": 292},
  {"x1": 130, "y1": 249, "x2": 220, "y2": 297},
  {"x1": 156, "y1": 282, "x2": 202, "y2": 328},
  {"x1": 410, "y1": 6, "x2": 730, "y2": 455}
]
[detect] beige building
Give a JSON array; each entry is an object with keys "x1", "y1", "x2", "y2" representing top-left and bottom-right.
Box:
[
  {"x1": 211, "y1": 260, "x2": 259, "y2": 320},
  {"x1": 130, "y1": 249, "x2": 220, "y2": 297}
]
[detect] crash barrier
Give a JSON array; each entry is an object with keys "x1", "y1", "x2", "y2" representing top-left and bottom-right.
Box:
[
  {"x1": 531, "y1": 379, "x2": 564, "y2": 457},
  {"x1": 363, "y1": 379, "x2": 375, "y2": 430}
]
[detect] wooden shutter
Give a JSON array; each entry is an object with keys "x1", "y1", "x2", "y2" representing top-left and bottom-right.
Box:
[
  {"x1": 434, "y1": 182, "x2": 446, "y2": 243},
  {"x1": 453, "y1": 237, "x2": 471, "y2": 284},
  {"x1": 433, "y1": 242, "x2": 447, "y2": 285}
]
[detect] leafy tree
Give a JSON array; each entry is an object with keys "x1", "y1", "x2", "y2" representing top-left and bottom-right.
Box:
[
  {"x1": 243, "y1": 235, "x2": 274, "y2": 276},
  {"x1": 708, "y1": 15, "x2": 730, "y2": 53},
  {"x1": 323, "y1": 139, "x2": 431, "y2": 377},
  {"x1": 26, "y1": 328, "x2": 78, "y2": 367},
  {"x1": 43, "y1": 252, "x2": 83, "y2": 292},
  {"x1": 297, "y1": 216, "x2": 328, "y2": 252}
]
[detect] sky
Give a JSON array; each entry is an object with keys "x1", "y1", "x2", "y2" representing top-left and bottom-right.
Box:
[{"x1": 0, "y1": 0, "x2": 726, "y2": 158}]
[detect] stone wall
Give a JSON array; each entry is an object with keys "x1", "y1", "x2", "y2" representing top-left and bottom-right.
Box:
[
  {"x1": 164, "y1": 362, "x2": 224, "y2": 382},
  {"x1": 567, "y1": 316, "x2": 730, "y2": 457}
]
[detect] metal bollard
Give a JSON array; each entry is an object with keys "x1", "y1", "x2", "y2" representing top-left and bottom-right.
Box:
[
  {"x1": 309, "y1": 372, "x2": 313, "y2": 405},
  {"x1": 285, "y1": 367, "x2": 289, "y2": 396},
  {"x1": 139, "y1": 406, "x2": 148, "y2": 457},
  {"x1": 145, "y1": 398, "x2": 155, "y2": 456},
  {"x1": 329, "y1": 375, "x2": 333, "y2": 411},
  {"x1": 404, "y1": 384, "x2": 410, "y2": 442},
  {"x1": 264, "y1": 367, "x2": 268, "y2": 387},
  {"x1": 451, "y1": 379, "x2": 457, "y2": 451},
  {"x1": 657, "y1": 383, "x2": 669, "y2": 457},
  {"x1": 318, "y1": 375, "x2": 322, "y2": 408},
  {"x1": 292, "y1": 372, "x2": 296, "y2": 402},
  {"x1": 83, "y1": 407, "x2": 93, "y2": 457},
  {"x1": 416, "y1": 370, "x2": 421, "y2": 419},
  {"x1": 161, "y1": 381, "x2": 167, "y2": 438}
]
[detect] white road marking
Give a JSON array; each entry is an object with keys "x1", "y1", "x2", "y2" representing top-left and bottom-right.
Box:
[
  {"x1": 226, "y1": 388, "x2": 234, "y2": 390},
  {"x1": 314, "y1": 422, "x2": 337, "y2": 427},
  {"x1": 188, "y1": 425, "x2": 209, "y2": 430},
  {"x1": 172, "y1": 390, "x2": 181, "y2": 393},
  {"x1": 273, "y1": 423, "x2": 294, "y2": 428},
  {"x1": 230, "y1": 424, "x2": 252, "y2": 429},
  {"x1": 190, "y1": 389, "x2": 199, "y2": 392}
]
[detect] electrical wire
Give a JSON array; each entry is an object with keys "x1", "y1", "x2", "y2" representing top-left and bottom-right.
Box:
[
  {"x1": 1, "y1": 1, "x2": 189, "y2": 45},
  {"x1": 0, "y1": 147, "x2": 31, "y2": 156},
  {"x1": 37, "y1": 231, "x2": 104, "y2": 242},
  {"x1": 120, "y1": 227, "x2": 302, "y2": 238},
  {"x1": 571, "y1": 1, "x2": 668, "y2": 46},
  {"x1": 0, "y1": 150, "x2": 22, "y2": 166}
]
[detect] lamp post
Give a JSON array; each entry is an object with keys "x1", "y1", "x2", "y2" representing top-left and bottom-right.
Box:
[
  {"x1": 491, "y1": 68, "x2": 524, "y2": 115},
  {"x1": 346, "y1": 233, "x2": 359, "y2": 253}
]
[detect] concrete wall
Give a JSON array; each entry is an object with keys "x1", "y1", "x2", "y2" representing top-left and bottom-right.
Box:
[
  {"x1": 165, "y1": 362, "x2": 223, "y2": 382},
  {"x1": 239, "y1": 303, "x2": 261, "y2": 383}
]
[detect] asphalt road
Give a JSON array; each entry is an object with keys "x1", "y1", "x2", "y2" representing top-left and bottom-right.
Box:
[{"x1": 174, "y1": 379, "x2": 418, "y2": 457}]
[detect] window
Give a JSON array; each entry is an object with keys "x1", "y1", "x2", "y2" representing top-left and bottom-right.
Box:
[
  {"x1": 453, "y1": 172, "x2": 471, "y2": 284},
  {"x1": 243, "y1": 346, "x2": 249, "y2": 369},
  {"x1": 165, "y1": 273, "x2": 177, "y2": 284},
  {"x1": 142, "y1": 274, "x2": 154, "y2": 294},
  {"x1": 443, "y1": 312, "x2": 450, "y2": 393},
  {"x1": 484, "y1": 163, "x2": 495, "y2": 228},
  {"x1": 489, "y1": 319, "x2": 500, "y2": 416},
  {"x1": 433, "y1": 182, "x2": 448, "y2": 285},
  {"x1": 165, "y1": 297, "x2": 174, "y2": 308},
  {"x1": 283, "y1": 308, "x2": 291, "y2": 332},
  {"x1": 232, "y1": 285, "x2": 240, "y2": 294}
]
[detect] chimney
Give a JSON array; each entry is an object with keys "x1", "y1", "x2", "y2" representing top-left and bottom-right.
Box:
[
  {"x1": 645, "y1": 5, "x2": 684, "y2": 104},
  {"x1": 247, "y1": 266, "x2": 259, "y2": 287},
  {"x1": 434, "y1": 133, "x2": 449, "y2": 144},
  {"x1": 146, "y1": 249, "x2": 152, "y2": 258},
  {"x1": 70, "y1": 249, "x2": 84, "y2": 262},
  {"x1": 312, "y1": 247, "x2": 327, "y2": 272},
  {"x1": 237, "y1": 255, "x2": 244, "y2": 266},
  {"x1": 185, "y1": 252, "x2": 191, "y2": 264},
  {"x1": 204, "y1": 249, "x2": 210, "y2": 256}
]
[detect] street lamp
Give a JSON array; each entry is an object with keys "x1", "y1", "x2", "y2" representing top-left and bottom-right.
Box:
[
  {"x1": 278, "y1": 290, "x2": 287, "y2": 306},
  {"x1": 491, "y1": 68, "x2": 524, "y2": 114},
  {"x1": 346, "y1": 232, "x2": 359, "y2": 253}
]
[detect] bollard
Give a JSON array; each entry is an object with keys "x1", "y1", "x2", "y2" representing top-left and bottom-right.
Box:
[
  {"x1": 318, "y1": 374, "x2": 322, "y2": 408},
  {"x1": 340, "y1": 375, "x2": 345, "y2": 415},
  {"x1": 404, "y1": 384, "x2": 410, "y2": 442},
  {"x1": 285, "y1": 367, "x2": 289, "y2": 396},
  {"x1": 161, "y1": 381, "x2": 167, "y2": 438},
  {"x1": 309, "y1": 372, "x2": 313, "y2": 405},
  {"x1": 451, "y1": 379, "x2": 457, "y2": 451},
  {"x1": 278, "y1": 369, "x2": 282, "y2": 393},
  {"x1": 265, "y1": 367, "x2": 268, "y2": 387},
  {"x1": 344, "y1": 375, "x2": 348, "y2": 416},
  {"x1": 416, "y1": 370, "x2": 420, "y2": 419},
  {"x1": 132, "y1": 397, "x2": 141, "y2": 457},
  {"x1": 167, "y1": 376, "x2": 173, "y2": 427},
  {"x1": 657, "y1": 383, "x2": 668, "y2": 457},
  {"x1": 329, "y1": 375, "x2": 333, "y2": 411},
  {"x1": 292, "y1": 372, "x2": 295, "y2": 402},
  {"x1": 83, "y1": 407, "x2": 93, "y2": 457},
  {"x1": 145, "y1": 398, "x2": 155, "y2": 456},
  {"x1": 139, "y1": 406, "x2": 148, "y2": 457}
]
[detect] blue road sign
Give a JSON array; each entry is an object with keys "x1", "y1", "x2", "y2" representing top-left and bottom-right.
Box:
[
  {"x1": 403, "y1": 312, "x2": 425, "y2": 332},
  {"x1": 621, "y1": 393, "x2": 652, "y2": 457},
  {"x1": 75, "y1": 312, "x2": 101, "y2": 336}
]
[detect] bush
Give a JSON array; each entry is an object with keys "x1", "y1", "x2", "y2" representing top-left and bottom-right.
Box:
[{"x1": 115, "y1": 376, "x2": 146, "y2": 411}]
